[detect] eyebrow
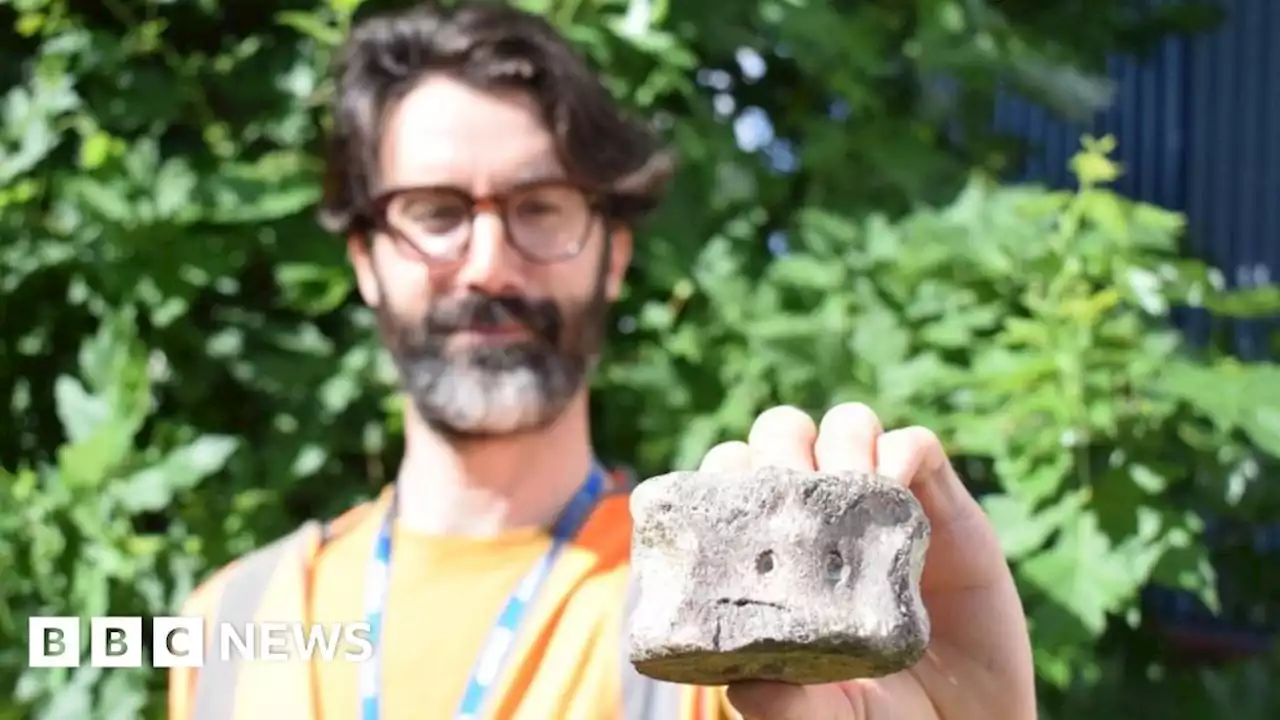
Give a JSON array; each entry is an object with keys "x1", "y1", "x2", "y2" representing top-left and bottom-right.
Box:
[
  {"x1": 375, "y1": 155, "x2": 569, "y2": 197},
  {"x1": 505, "y1": 154, "x2": 567, "y2": 186}
]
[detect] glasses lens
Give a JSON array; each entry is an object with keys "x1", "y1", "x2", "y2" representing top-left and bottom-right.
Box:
[
  {"x1": 506, "y1": 184, "x2": 592, "y2": 260},
  {"x1": 385, "y1": 189, "x2": 471, "y2": 258}
]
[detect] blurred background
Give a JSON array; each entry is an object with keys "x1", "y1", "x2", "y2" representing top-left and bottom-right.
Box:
[{"x1": 2, "y1": 0, "x2": 1279, "y2": 717}]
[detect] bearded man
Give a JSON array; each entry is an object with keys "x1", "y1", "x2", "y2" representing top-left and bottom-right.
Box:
[{"x1": 168, "y1": 3, "x2": 1035, "y2": 719}]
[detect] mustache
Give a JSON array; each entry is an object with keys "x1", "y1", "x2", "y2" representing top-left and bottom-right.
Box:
[{"x1": 425, "y1": 292, "x2": 561, "y2": 341}]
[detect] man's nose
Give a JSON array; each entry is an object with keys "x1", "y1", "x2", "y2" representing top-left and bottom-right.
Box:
[{"x1": 453, "y1": 211, "x2": 524, "y2": 294}]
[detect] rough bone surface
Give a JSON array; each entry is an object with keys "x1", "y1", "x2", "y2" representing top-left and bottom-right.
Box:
[{"x1": 627, "y1": 466, "x2": 931, "y2": 686}]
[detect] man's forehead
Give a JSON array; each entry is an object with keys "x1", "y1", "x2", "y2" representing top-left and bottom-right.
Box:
[
  {"x1": 379, "y1": 75, "x2": 564, "y2": 187},
  {"x1": 379, "y1": 142, "x2": 565, "y2": 187}
]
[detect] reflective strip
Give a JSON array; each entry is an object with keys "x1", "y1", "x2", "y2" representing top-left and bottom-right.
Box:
[
  {"x1": 191, "y1": 522, "x2": 321, "y2": 720},
  {"x1": 620, "y1": 575, "x2": 686, "y2": 720}
]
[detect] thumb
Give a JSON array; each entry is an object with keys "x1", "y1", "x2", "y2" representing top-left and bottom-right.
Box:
[{"x1": 725, "y1": 681, "x2": 856, "y2": 720}]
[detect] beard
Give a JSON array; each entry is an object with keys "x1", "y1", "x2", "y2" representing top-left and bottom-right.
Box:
[{"x1": 376, "y1": 269, "x2": 610, "y2": 439}]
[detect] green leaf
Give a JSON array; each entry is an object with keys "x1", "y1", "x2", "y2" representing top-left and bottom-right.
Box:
[
  {"x1": 202, "y1": 153, "x2": 322, "y2": 224},
  {"x1": 77, "y1": 131, "x2": 112, "y2": 170},
  {"x1": 1243, "y1": 406, "x2": 1280, "y2": 457},
  {"x1": 327, "y1": 0, "x2": 366, "y2": 17},
  {"x1": 983, "y1": 489, "x2": 1087, "y2": 561},
  {"x1": 276, "y1": 11, "x2": 343, "y2": 46},
  {"x1": 1079, "y1": 190, "x2": 1128, "y2": 240},
  {"x1": 113, "y1": 435, "x2": 240, "y2": 513},
  {"x1": 275, "y1": 263, "x2": 353, "y2": 316},
  {"x1": 53, "y1": 376, "x2": 109, "y2": 444},
  {"x1": 291, "y1": 443, "x2": 329, "y2": 477},
  {"x1": 56, "y1": 423, "x2": 136, "y2": 489},
  {"x1": 1020, "y1": 510, "x2": 1151, "y2": 636}
]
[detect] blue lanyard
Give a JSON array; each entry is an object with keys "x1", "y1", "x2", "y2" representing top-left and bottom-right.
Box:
[{"x1": 359, "y1": 467, "x2": 607, "y2": 720}]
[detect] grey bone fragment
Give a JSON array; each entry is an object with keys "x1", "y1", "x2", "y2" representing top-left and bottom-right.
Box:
[{"x1": 627, "y1": 466, "x2": 931, "y2": 686}]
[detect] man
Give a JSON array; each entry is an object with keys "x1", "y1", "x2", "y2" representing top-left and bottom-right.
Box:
[{"x1": 168, "y1": 2, "x2": 1036, "y2": 719}]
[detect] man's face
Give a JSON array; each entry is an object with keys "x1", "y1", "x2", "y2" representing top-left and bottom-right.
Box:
[{"x1": 349, "y1": 75, "x2": 632, "y2": 437}]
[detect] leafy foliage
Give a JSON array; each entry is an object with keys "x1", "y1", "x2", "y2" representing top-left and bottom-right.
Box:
[{"x1": 2, "y1": 0, "x2": 1278, "y2": 718}]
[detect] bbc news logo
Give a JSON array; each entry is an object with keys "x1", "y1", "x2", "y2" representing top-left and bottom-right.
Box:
[{"x1": 28, "y1": 617, "x2": 373, "y2": 668}]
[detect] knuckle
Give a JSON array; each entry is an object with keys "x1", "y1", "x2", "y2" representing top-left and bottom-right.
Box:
[
  {"x1": 899, "y1": 425, "x2": 941, "y2": 446},
  {"x1": 750, "y1": 405, "x2": 815, "y2": 434},
  {"x1": 819, "y1": 401, "x2": 882, "y2": 433},
  {"x1": 705, "y1": 440, "x2": 750, "y2": 457},
  {"x1": 699, "y1": 440, "x2": 751, "y2": 470}
]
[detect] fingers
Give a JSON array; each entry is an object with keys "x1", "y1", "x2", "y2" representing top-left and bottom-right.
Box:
[
  {"x1": 732, "y1": 402, "x2": 976, "y2": 533},
  {"x1": 742, "y1": 402, "x2": 976, "y2": 534},
  {"x1": 746, "y1": 406, "x2": 816, "y2": 470},
  {"x1": 726, "y1": 682, "x2": 851, "y2": 720},
  {"x1": 814, "y1": 403, "x2": 882, "y2": 472},
  {"x1": 876, "y1": 426, "x2": 969, "y2": 529},
  {"x1": 814, "y1": 403, "x2": 971, "y2": 530},
  {"x1": 699, "y1": 440, "x2": 751, "y2": 473}
]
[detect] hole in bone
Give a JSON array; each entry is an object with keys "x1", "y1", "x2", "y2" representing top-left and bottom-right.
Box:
[
  {"x1": 824, "y1": 550, "x2": 845, "y2": 583},
  {"x1": 755, "y1": 550, "x2": 775, "y2": 574}
]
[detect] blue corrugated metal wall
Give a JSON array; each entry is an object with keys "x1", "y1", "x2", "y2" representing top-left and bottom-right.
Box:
[{"x1": 994, "y1": 0, "x2": 1279, "y2": 360}]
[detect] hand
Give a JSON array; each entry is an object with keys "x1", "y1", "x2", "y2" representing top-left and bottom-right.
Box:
[{"x1": 700, "y1": 403, "x2": 1036, "y2": 720}]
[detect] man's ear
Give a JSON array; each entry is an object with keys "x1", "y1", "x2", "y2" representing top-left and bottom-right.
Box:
[
  {"x1": 604, "y1": 226, "x2": 633, "y2": 301},
  {"x1": 347, "y1": 234, "x2": 381, "y2": 308}
]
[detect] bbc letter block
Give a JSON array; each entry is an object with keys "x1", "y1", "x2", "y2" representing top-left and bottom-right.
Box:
[
  {"x1": 153, "y1": 617, "x2": 205, "y2": 668},
  {"x1": 628, "y1": 466, "x2": 931, "y2": 685},
  {"x1": 28, "y1": 617, "x2": 81, "y2": 668},
  {"x1": 90, "y1": 617, "x2": 143, "y2": 668}
]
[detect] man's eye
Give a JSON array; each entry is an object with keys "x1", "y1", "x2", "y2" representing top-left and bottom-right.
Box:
[
  {"x1": 518, "y1": 201, "x2": 561, "y2": 216},
  {"x1": 411, "y1": 204, "x2": 467, "y2": 225},
  {"x1": 515, "y1": 191, "x2": 574, "y2": 218}
]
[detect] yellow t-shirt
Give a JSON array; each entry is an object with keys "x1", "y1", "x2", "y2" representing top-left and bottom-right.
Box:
[{"x1": 169, "y1": 489, "x2": 733, "y2": 719}]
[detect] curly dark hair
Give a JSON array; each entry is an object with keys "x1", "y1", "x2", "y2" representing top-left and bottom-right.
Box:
[{"x1": 317, "y1": 0, "x2": 675, "y2": 235}]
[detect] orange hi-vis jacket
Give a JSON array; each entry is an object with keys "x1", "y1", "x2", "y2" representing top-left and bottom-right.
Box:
[{"x1": 168, "y1": 479, "x2": 737, "y2": 720}]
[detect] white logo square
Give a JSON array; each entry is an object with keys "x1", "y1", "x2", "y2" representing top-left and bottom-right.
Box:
[
  {"x1": 152, "y1": 616, "x2": 205, "y2": 668},
  {"x1": 28, "y1": 617, "x2": 80, "y2": 668},
  {"x1": 90, "y1": 617, "x2": 143, "y2": 668}
]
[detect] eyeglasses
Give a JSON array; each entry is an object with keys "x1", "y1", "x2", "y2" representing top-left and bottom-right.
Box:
[{"x1": 370, "y1": 181, "x2": 604, "y2": 264}]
